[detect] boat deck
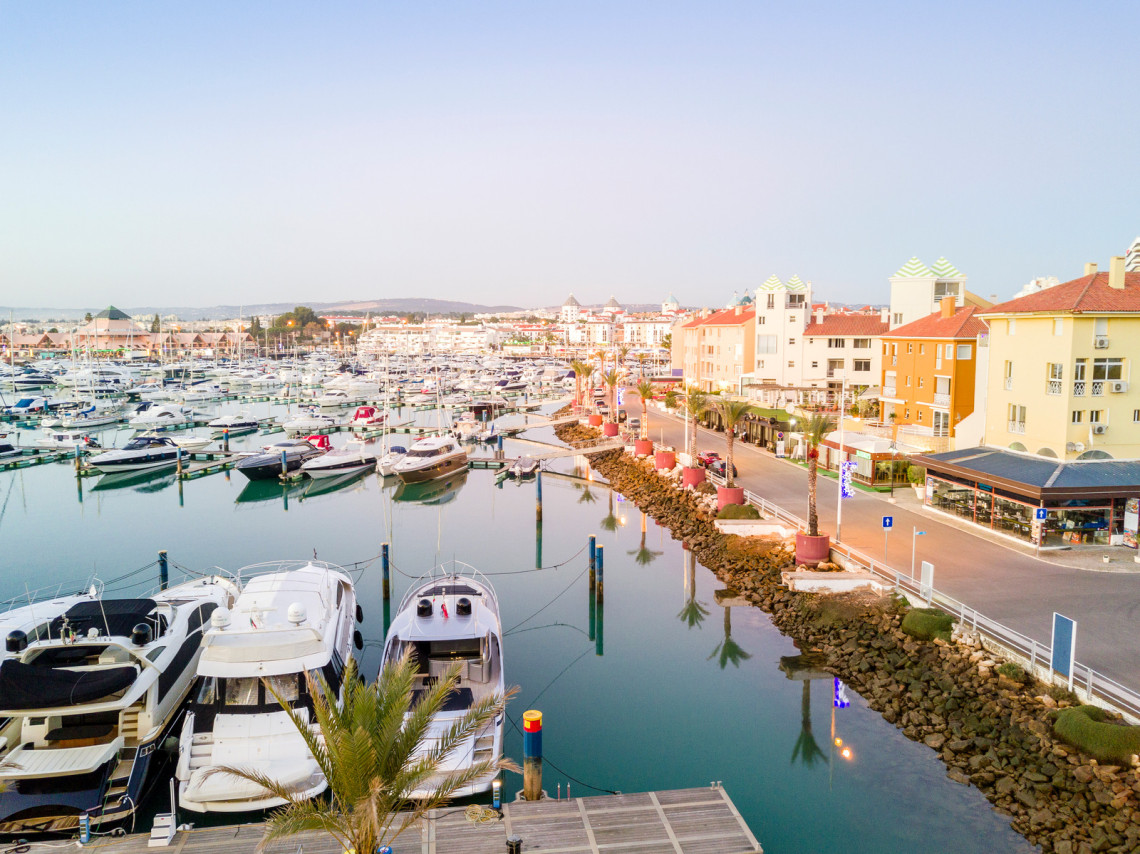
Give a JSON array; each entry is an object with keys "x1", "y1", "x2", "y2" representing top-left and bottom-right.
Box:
[{"x1": 69, "y1": 787, "x2": 759, "y2": 854}]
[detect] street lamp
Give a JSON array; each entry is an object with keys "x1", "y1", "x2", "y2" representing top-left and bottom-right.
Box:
[
  {"x1": 887, "y1": 440, "x2": 898, "y2": 504},
  {"x1": 911, "y1": 527, "x2": 927, "y2": 578}
]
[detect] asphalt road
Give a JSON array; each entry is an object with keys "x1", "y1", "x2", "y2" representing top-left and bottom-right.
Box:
[{"x1": 622, "y1": 396, "x2": 1140, "y2": 692}]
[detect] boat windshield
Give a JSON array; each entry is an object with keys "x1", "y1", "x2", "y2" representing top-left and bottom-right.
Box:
[{"x1": 406, "y1": 446, "x2": 447, "y2": 459}]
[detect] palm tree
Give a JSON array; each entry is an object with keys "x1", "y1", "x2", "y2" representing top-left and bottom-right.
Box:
[
  {"x1": 711, "y1": 398, "x2": 755, "y2": 488},
  {"x1": 600, "y1": 487, "x2": 620, "y2": 532},
  {"x1": 634, "y1": 379, "x2": 655, "y2": 439},
  {"x1": 676, "y1": 549, "x2": 709, "y2": 629},
  {"x1": 681, "y1": 387, "x2": 708, "y2": 461},
  {"x1": 618, "y1": 345, "x2": 630, "y2": 369},
  {"x1": 214, "y1": 654, "x2": 517, "y2": 854},
  {"x1": 569, "y1": 359, "x2": 590, "y2": 409},
  {"x1": 628, "y1": 512, "x2": 663, "y2": 566},
  {"x1": 635, "y1": 352, "x2": 649, "y2": 377},
  {"x1": 708, "y1": 606, "x2": 751, "y2": 669},
  {"x1": 803, "y1": 413, "x2": 834, "y2": 537},
  {"x1": 601, "y1": 369, "x2": 620, "y2": 423},
  {"x1": 790, "y1": 680, "x2": 828, "y2": 767}
]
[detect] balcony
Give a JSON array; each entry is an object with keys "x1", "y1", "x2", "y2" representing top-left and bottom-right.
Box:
[
  {"x1": 933, "y1": 392, "x2": 951, "y2": 407},
  {"x1": 1046, "y1": 380, "x2": 1062, "y2": 396},
  {"x1": 882, "y1": 386, "x2": 896, "y2": 399},
  {"x1": 1008, "y1": 420, "x2": 1026, "y2": 434},
  {"x1": 1092, "y1": 381, "x2": 1105, "y2": 397},
  {"x1": 1073, "y1": 381, "x2": 1085, "y2": 396}
]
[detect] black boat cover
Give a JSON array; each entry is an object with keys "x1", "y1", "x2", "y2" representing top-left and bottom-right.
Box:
[
  {"x1": 49, "y1": 599, "x2": 156, "y2": 639},
  {"x1": 0, "y1": 659, "x2": 137, "y2": 709}
]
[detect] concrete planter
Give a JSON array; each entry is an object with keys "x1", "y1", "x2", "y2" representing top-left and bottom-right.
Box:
[
  {"x1": 716, "y1": 486, "x2": 745, "y2": 511},
  {"x1": 603, "y1": 422, "x2": 620, "y2": 437},
  {"x1": 654, "y1": 450, "x2": 676, "y2": 471},
  {"x1": 588, "y1": 414, "x2": 603, "y2": 427},
  {"x1": 681, "y1": 466, "x2": 706, "y2": 488},
  {"x1": 795, "y1": 532, "x2": 831, "y2": 565},
  {"x1": 634, "y1": 439, "x2": 654, "y2": 457},
  {"x1": 912, "y1": 484, "x2": 924, "y2": 500}
]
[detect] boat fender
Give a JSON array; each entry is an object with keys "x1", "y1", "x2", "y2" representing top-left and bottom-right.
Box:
[
  {"x1": 456, "y1": 597, "x2": 472, "y2": 617},
  {"x1": 5, "y1": 629, "x2": 27, "y2": 653},
  {"x1": 354, "y1": 630, "x2": 363, "y2": 650},
  {"x1": 131, "y1": 623, "x2": 153, "y2": 646},
  {"x1": 417, "y1": 598, "x2": 433, "y2": 618},
  {"x1": 355, "y1": 603, "x2": 364, "y2": 623}
]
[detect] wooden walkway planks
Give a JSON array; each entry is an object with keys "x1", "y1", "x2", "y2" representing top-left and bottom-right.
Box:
[{"x1": 71, "y1": 788, "x2": 760, "y2": 854}]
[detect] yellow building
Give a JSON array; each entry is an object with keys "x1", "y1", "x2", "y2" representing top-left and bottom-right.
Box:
[
  {"x1": 982, "y1": 258, "x2": 1140, "y2": 460},
  {"x1": 678, "y1": 306, "x2": 755, "y2": 392}
]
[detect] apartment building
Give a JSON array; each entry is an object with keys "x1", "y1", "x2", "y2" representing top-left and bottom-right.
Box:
[
  {"x1": 800, "y1": 308, "x2": 888, "y2": 393},
  {"x1": 679, "y1": 306, "x2": 755, "y2": 392}
]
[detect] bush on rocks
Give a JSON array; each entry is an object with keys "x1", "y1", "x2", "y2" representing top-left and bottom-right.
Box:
[
  {"x1": 1052, "y1": 705, "x2": 1140, "y2": 764},
  {"x1": 717, "y1": 503, "x2": 761, "y2": 520},
  {"x1": 996, "y1": 661, "x2": 1029, "y2": 683},
  {"x1": 900, "y1": 607, "x2": 954, "y2": 641}
]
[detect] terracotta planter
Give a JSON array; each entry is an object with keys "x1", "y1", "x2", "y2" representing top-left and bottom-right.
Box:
[
  {"x1": 716, "y1": 486, "x2": 745, "y2": 511},
  {"x1": 795, "y1": 532, "x2": 831, "y2": 566},
  {"x1": 588, "y1": 414, "x2": 603, "y2": 427},
  {"x1": 634, "y1": 439, "x2": 654, "y2": 456},
  {"x1": 681, "y1": 466, "x2": 706, "y2": 488},
  {"x1": 603, "y1": 422, "x2": 620, "y2": 437},
  {"x1": 654, "y1": 450, "x2": 676, "y2": 471}
]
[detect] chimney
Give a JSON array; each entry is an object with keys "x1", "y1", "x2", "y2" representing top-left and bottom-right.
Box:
[
  {"x1": 815, "y1": 306, "x2": 824, "y2": 323},
  {"x1": 734, "y1": 304, "x2": 742, "y2": 316},
  {"x1": 1084, "y1": 262, "x2": 1098, "y2": 277},
  {"x1": 880, "y1": 307, "x2": 889, "y2": 322},
  {"x1": 1109, "y1": 256, "x2": 1126, "y2": 290},
  {"x1": 940, "y1": 297, "x2": 955, "y2": 319}
]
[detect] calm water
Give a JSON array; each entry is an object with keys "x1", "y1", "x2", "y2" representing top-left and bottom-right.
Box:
[{"x1": 0, "y1": 403, "x2": 1034, "y2": 853}]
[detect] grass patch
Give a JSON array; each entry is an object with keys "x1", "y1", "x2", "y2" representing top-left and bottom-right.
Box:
[
  {"x1": 1048, "y1": 684, "x2": 1079, "y2": 705},
  {"x1": 901, "y1": 608, "x2": 954, "y2": 642},
  {"x1": 718, "y1": 503, "x2": 760, "y2": 520},
  {"x1": 1053, "y1": 706, "x2": 1140, "y2": 763},
  {"x1": 997, "y1": 661, "x2": 1029, "y2": 683}
]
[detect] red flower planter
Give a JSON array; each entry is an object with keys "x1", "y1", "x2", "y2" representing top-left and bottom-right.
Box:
[
  {"x1": 588, "y1": 414, "x2": 603, "y2": 427},
  {"x1": 716, "y1": 486, "x2": 745, "y2": 511},
  {"x1": 634, "y1": 439, "x2": 654, "y2": 456},
  {"x1": 654, "y1": 450, "x2": 676, "y2": 470},
  {"x1": 682, "y1": 466, "x2": 706, "y2": 488},
  {"x1": 795, "y1": 532, "x2": 831, "y2": 566}
]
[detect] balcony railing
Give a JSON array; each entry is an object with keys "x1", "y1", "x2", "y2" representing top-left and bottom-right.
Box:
[
  {"x1": 933, "y1": 392, "x2": 951, "y2": 406},
  {"x1": 1073, "y1": 381, "x2": 1085, "y2": 396},
  {"x1": 882, "y1": 386, "x2": 896, "y2": 398},
  {"x1": 1092, "y1": 381, "x2": 1105, "y2": 397},
  {"x1": 1047, "y1": 380, "x2": 1063, "y2": 395},
  {"x1": 1003, "y1": 377, "x2": 1013, "y2": 390},
  {"x1": 1008, "y1": 420, "x2": 1026, "y2": 434}
]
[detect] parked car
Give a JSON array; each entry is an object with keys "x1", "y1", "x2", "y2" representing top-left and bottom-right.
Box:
[
  {"x1": 697, "y1": 450, "x2": 721, "y2": 467},
  {"x1": 628, "y1": 416, "x2": 641, "y2": 432},
  {"x1": 708, "y1": 459, "x2": 738, "y2": 479}
]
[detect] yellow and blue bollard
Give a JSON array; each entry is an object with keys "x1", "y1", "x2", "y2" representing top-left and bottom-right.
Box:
[{"x1": 523, "y1": 709, "x2": 543, "y2": 801}]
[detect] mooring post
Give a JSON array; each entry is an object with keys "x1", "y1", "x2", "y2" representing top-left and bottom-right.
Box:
[
  {"x1": 223, "y1": 428, "x2": 230, "y2": 453},
  {"x1": 588, "y1": 535, "x2": 596, "y2": 591},
  {"x1": 497, "y1": 434, "x2": 504, "y2": 458},
  {"x1": 74, "y1": 443, "x2": 82, "y2": 474},
  {"x1": 588, "y1": 572, "x2": 596, "y2": 642},
  {"x1": 280, "y1": 449, "x2": 288, "y2": 478},
  {"x1": 535, "y1": 471, "x2": 543, "y2": 522},
  {"x1": 158, "y1": 550, "x2": 169, "y2": 590},
  {"x1": 523, "y1": 710, "x2": 543, "y2": 801},
  {"x1": 595, "y1": 585, "x2": 604, "y2": 657},
  {"x1": 595, "y1": 545, "x2": 604, "y2": 605},
  {"x1": 176, "y1": 446, "x2": 183, "y2": 476},
  {"x1": 381, "y1": 542, "x2": 390, "y2": 601}
]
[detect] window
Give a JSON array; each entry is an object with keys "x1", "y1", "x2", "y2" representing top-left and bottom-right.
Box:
[
  {"x1": 883, "y1": 343, "x2": 889, "y2": 354},
  {"x1": 767, "y1": 295, "x2": 775, "y2": 309},
  {"x1": 1054, "y1": 318, "x2": 1063, "y2": 336},
  {"x1": 1009, "y1": 319, "x2": 1016, "y2": 335},
  {"x1": 1090, "y1": 410, "x2": 1103, "y2": 423},
  {"x1": 1072, "y1": 411, "x2": 1083, "y2": 424},
  {"x1": 789, "y1": 315, "x2": 797, "y2": 322},
  {"x1": 907, "y1": 343, "x2": 913, "y2": 354},
  {"x1": 1007, "y1": 404, "x2": 1026, "y2": 432},
  {"x1": 904, "y1": 408, "x2": 910, "y2": 418},
  {"x1": 1134, "y1": 410, "x2": 1140, "y2": 423},
  {"x1": 827, "y1": 359, "x2": 844, "y2": 377},
  {"x1": 893, "y1": 313, "x2": 903, "y2": 325},
  {"x1": 891, "y1": 343, "x2": 898, "y2": 355},
  {"x1": 757, "y1": 360, "x2": 764, "y2": 368},
  {"x1": 933, "y1": 411, "x2": 950, "y2": 436},
  {"x1": 935, "y1": 376, "x2": 951, "y2": 395},
  {"x1": 1095, "y1": 318, "x2": 1108, "y2": 336},
  {"x1": 936, "y1": 347, "x2": 942, "y2": 369},
  {"x1": 1047, "y1": 363, "x2": 1063, "y2": 395},
  {"x1": 757, "y1": 316, "x2": 765, "y2": 325},
  {"x1": 918, "y1": 377, "x2": 924, "y2": 388},
  {"x1": 757, "y1": 335, "x2": 777, "y2": 354},
  {"x1": 787, "y1": 360, "x2": 795, "y2": 368},
  {"x1": 853, "y1": 359, "x2": 870, "y2": 372},
  {"x1": 1092, "y1": 358, "x2": 1123, "y2": 380},
  {"x1": 811, "y1": 361, "x2": 818, "y2": 368},
  {"x1": 828, "y1": 338, "x2": 846, "y2": 348},
  {"x1": 957, "y1": 344, "x2": 971, "y2": 359},
  {"x1": 853, "y1": 338, "x2": 871, "y2": 349},
  {"x1": 916, "y1": 409, "x2": 923, "y2": 422},
  {"x1": 905, "y1": 375, "x2": 911, "y2": 387},
  {"x1": 919, "y1": 344, "x2": 925, "y2": 355},
  {"x1": 945, "y1": 344, "x2": 954, "y2": 359},
  {"x1": 934, "y1": 281, "x2": 960, "y2": 300},
  {"x1": 788, "y1": 338, "x2": 796, "y2": 345}
]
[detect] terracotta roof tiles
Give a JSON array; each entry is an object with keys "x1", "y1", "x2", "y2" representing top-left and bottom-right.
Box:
[
  {"x1": 883, "y1": 306, "x2": 987, "y2": 340},
  {"x1": 983, "y1": 272, "x2": 1140, "y2": 314},
  {"x1": 804, "y1": 316, "x2": 888, "y2": 336}
]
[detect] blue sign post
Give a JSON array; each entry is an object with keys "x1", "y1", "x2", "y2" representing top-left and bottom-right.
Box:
[
  {"x1": 882, "y1": 516, "x2": 893, "y2": 564},
  {"x1": 1051, "y1": 612, "x2": 1077, "y2": 691}
]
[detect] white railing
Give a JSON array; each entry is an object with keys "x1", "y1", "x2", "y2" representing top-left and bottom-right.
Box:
[
  {"x1": 1046, "y1": 380, "x2": 1062, "y2": 395},
  {"x1": 1092, "y1": 381, "x2": 1104, "y2": 396},
  {"x1": 933, "y1": 392, "x2": 951, "y2": 406},
  {"x1": 1007, "y1": 420, "x2": 1025, "y2": 434},
  {"x1": 1073, "y1": 381, "x2": 1085, "y2": 396},
  {"x1": 882, "y1": 386, "x2": 896, "y2": 398}
]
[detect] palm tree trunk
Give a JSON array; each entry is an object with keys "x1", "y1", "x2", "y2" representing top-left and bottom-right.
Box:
[
  {"x1": 725, "y1": 431, "x2": 735, "y2": 488},
  {"x1": 641, "y1": 399, "x2": 648, "y2": 439},
  {"x1": 808, "y1": 454, "x2": 819, "y2": 536}
]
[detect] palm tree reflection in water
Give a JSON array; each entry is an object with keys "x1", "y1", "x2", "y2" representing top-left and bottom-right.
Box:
[
  {"x1": 709, "y1": 590, "x2": 751, "y2": 669},
  {"x1": 676, "y1": 547, "x2": 709, "y2": 630},
  {"x1": 629, "y1": 512, "x2": 663, "y2": 566},
  {"x1": 780, "y1": 653, "x2": 830, "y2": 768}
]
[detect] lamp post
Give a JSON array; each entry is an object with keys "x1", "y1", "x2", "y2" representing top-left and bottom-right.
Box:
[
  {"x1": 887, "y1": 440, "x2": 898, "y2": 504},
  {"x1": 911, "y1": 527, "x2": 926, "y2": 578}
]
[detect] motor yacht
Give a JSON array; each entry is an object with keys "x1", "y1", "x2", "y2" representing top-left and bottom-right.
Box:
[
  {"x1": 175, "y1": 562, "x2": 356, "y2": 813},
  {"x1": 140, "y1": 431, "x2": 213, "y2": 452},
  {"x1": 3, "y1": 396, "x2": 52, "y2": 417},
  {"x1": 33, "y1": 429, "x2": 102, "y2": 451},
  {"x1": 208, "y1": 412, "x2": 261, "y2": 433},
  {"x1": 0, "y1": 434, "x2": 21, "y2": 462},
  {"x1": 281, "y1": 408, "x2": 340, "y2": 437},
  {"x1": 316, "y1": 388, "x2": 357, "y2": 408},
  {"x1": 0, "y1": 576, "x2": 239, "y2": 834},
  {"x1": 392, "y1": 435, "x2": 468, "y2": 484},
  {"x1": 300, "y1": 439, "x2": 377, "y2": 479},
  {"x1": 60, "y1": 401, "x2": 125, "y2": 430},
  {"x1": 235, "y1": 437, "x2": 329, "y2": 480},
  {"x1": 90, "y1": 435, "x2": 183, "y2": 473},
  {"x1": 377, "y1": 444, "x2": 407, "y2": 477},
  {"x1": 348, "y1": 406, "x2": 385, "y2": 429},
  {"x1": 379, "y1": 563, "x2": 504, "y2": 798},
  {"x1": 128, "y1": 404, "x2": 193, "y2": 430}
]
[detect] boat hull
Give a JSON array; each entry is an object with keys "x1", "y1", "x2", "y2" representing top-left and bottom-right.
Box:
[
  {"x1": 394, "y1": 453, "x2": 467, "y2": 484},
  {"x1": 303, "y1": 459, "x2": 376, "y2": 479},
  {"x1": 91, "y1": 452, "x2": 180, "y2": 473}
]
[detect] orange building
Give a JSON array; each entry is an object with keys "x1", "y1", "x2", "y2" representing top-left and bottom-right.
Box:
[
  {"x1": 879, "y1": 300, "x2": 986, "y2": 440},
  {"x1": 679, "y1": 305, "x2": 755, "y2": 392}
]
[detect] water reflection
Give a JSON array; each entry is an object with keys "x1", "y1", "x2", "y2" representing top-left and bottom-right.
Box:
[
  {"x1": 628, "y1": 512, "x2": 663, "y2": 566},
  {"x1": 781, "y1": 652, "x2": 832, "y2": 769},
  {"x1": 393, "y1": 470, "x2": 468, "y2": 505},
  {"x1": 676, "y1": 546, "x2": 709, "y2": 630},
  {"x1": 235, "y1": 477, "x2": 308, "y2": 506},
  {"x1": 301, "y1": 469, "x2": 374, "y2": 500},
  {"x1": 91, "y1": 468, "x2": 178, "y2": 493},
  {"x1": 710, "y1": 589, "x2": 752, "y2": 669}
]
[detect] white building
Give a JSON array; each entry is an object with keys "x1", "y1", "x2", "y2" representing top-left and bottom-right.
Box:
[
  {"x1": 559, "y1": 294, "x2": 584, "y2": 323},
  {"x1": 1127, "y1": 236, "x2": 1140, "y2": 273},
  {"x1": 800, "y1": 308, "x2": 888, "y2": 395},
  {"x1": 746, "y1": 274, "x2": 812, "y2": 395},
  {"x1": 887, "y1": 257, "x2": 970, "y2": 329}
]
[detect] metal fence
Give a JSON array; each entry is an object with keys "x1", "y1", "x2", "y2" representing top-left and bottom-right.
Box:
[{"x1": 736, "y1": 488, "x2": 1140, "y2": 721}]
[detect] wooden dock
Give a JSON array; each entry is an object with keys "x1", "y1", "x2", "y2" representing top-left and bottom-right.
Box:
[{"x1": 70, "y1": 787, "x2": 760, "y2": 854}]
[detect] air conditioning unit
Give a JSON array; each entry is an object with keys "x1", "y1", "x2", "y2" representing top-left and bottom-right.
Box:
[
  {"x1": 1066, "y1": 441, "x2": 1085, "y2": 452},
  {"x1": 1094, "y1": 336, "x2": 1110, "y2": 349},
  {"x1": 1109, "y1": 380, "x2": 1129, "y2": 393},
  {"x1": 1092, "y1": 424, "x2": 1108, "y2": 435}
]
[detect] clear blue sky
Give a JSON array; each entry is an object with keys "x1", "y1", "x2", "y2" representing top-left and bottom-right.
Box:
[{"x1": 2, "y1": 1, "x2": 1137, "y2": 310}]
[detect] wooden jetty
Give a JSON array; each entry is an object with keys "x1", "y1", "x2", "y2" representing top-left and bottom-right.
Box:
[{"x1": 71, "y1": 787, "x2": 760, "y2": 854}]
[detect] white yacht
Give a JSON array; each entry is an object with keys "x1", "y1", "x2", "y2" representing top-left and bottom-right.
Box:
[
  {"x1": 379, "y1": 564, "x2": 504, "y2": 798},
  {"x1": 0, "y1": 576, "x2": 238, "y2": 834},
  {"x1": 128, "y1": 403, "x2": 193, "y2": 429},
  {"x1": 282, "y1": 408, "x2": 340, "y2": 437},
  {"x1": 90, "y1": 435, "x2": 184, "y2": 473},
  {"x1": 377, "y1": 444, "x2": 407, "y2": 477},
  {"x1": 300, "y1": 439, "x2": 377, "y2": 479},
  {"x1": 33, "y1": 428, "x2": 102, "y2": 451},
  {"x1": 392, "y1": 434, "x2": 468, "y2": 484},
  {"x1": 176, "y1": 562, "x2": 357, "y2": 813}
]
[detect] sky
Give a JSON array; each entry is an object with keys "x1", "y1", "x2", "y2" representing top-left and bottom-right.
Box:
[{"x1": 2, "y1": 1, "x2": 1138, "y2": 311}]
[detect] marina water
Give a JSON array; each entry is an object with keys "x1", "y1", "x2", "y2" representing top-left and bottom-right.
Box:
[{"x1": 0, "y1": 406, "x2": 1033, "y2": 853}]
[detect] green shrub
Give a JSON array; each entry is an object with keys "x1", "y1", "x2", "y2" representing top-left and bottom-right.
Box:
[
  {"x1": 718, "y1": 503, "x2": 761, "y2": 520},
  {"x1": 1048, "y1": 684, "x2": 1079, "y2": 705},
  {"x1": 997, "y1": 661, "x2": 1029, "y2": 683},
  {"x1": 901, "y1": 607, "x2": 954, "y2": 641},
  {"x1": 1053, "y1": 705, "x2": 1140, "y2": 763},
  {"x1": 906, "y1": 465, "x2": 926, "y2": 485}
]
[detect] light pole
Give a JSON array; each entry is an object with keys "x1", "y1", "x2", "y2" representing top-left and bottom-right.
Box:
[
  {"x1": 887, "y1": 440, "x2": 898, "y2": 504},
  {"x1": 911, "y1": 527, "x2": 926, "y2": 578},
  {"x1": 835, "y1": 371, "x2": 848, "y2": 542}
]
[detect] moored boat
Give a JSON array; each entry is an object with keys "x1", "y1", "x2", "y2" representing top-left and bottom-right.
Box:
[{"x1": 392, "y1": 434, "x2": 468, "y2": 484}]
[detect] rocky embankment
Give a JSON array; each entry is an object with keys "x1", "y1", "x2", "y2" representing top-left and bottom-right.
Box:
[{"x1": 557, "y1": 419, "x2": 1140, "y2": 854}]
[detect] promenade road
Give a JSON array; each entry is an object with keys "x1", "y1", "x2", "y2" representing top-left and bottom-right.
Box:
[{"x1": 625, "y1": 397, "x2": 1140, "y2": 691}]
